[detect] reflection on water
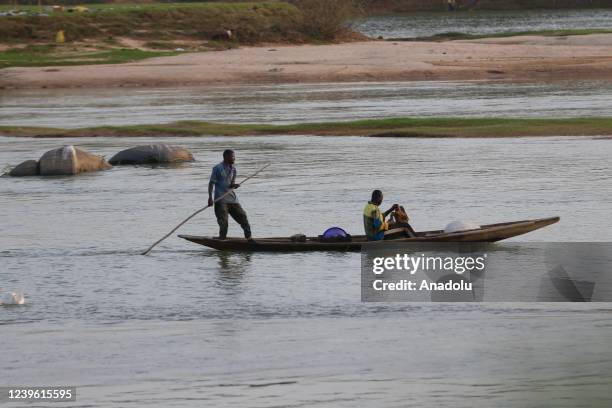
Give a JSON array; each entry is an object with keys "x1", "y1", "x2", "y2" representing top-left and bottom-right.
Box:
[
  {"x1": 214, "y1": 251, "x2": 251, "y2": 288},
  {"x1": 3, "y1": 81, "x2": 612, "y2": 128},
  {"x1": 355, "y1": 8, "x2": 612, "y2": 39}
]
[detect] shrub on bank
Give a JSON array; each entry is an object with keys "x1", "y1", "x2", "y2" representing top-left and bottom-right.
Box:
[
  {"x1": 0, "y1": 1, "x2": 361, "y2": 44},
  {"x1": 292, "y1": 0, "x2": 363, "y2": 40}
]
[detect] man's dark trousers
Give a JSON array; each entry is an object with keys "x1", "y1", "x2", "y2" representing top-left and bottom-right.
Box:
[{"x1": 214, "y1": 202, "x2": 251, "y2": 239}]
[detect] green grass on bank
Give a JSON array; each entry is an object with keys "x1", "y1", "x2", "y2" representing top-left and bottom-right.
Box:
[
  {"x1": 0, "y1": 2, "x2": 306, "y2": 44},
  {"x1": 0, "y1": 2, "x2": 282, "y2": 12},
  {"x1": 0, "y1": 1, "x2": 291, "y2": 16},
  {"x1": 3, "y1": 117, "x2": 612, "y2": 138},
  {"x1": 0, "y1": 45, "x2": 179, "y2": 69},
  {"x1": 407, "y1": 28, "x2": 612, "y2": 41}
]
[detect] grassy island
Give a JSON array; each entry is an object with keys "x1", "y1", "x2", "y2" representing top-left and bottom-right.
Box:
[{"x1": 2, "y1": 117, "x2": 612, "y2": 138}]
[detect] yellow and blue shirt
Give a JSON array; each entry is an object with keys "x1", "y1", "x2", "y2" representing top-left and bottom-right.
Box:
[{"x1": 363, "y1": 202, "x2": 388, "y2": 241}]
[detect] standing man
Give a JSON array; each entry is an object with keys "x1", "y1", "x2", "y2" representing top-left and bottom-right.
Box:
[
  {"x1": 363, "y1": 190, "x2": 398, "y2": 241},
  {"x1": 208, "y1": 150, "x2": 253, "y2": 241}
]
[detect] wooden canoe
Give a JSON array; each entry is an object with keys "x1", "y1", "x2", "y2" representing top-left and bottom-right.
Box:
[{"x1": 178, "y1": 216, "x2": 559, "y2": 252}]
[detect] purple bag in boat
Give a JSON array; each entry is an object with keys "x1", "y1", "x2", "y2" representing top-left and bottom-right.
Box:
[{"x1": 320, "y1": 227, "x2": 352, "y2": 242}]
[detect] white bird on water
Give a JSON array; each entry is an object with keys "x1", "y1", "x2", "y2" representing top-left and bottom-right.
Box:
[{"x1": 1, "y1": 292, "x2": 25, "y2": 305}]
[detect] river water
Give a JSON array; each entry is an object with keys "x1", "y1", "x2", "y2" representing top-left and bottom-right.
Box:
[
  {"x1": 355, "y1": 8, "x2": 612, "y2": 39},
  {"x1": 2, "y1": 133, "x2": 612, "y2": 406},
  {"x1": 3, "y1": 10, "x2": 612, "y2": 401},
  {"x1": 3, "y1": 80, "x2": 612, "y2": 128}
]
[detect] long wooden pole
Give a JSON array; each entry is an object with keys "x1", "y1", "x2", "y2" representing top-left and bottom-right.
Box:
[{"x1": 141, "y1": 163, "x2": 270, "y2": 255}]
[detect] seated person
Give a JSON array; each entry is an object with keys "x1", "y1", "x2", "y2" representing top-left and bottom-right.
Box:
[
  {"x1": 388, "y1": 205, "x2": 417, "y2": 237},
  {"x1": 363, "y1": 190, "x2": 398, "y2": 241}
]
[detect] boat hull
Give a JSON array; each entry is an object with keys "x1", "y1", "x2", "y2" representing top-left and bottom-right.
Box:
[{"x1": 178, "y1": 217, "x2": 560, "y2": 252}]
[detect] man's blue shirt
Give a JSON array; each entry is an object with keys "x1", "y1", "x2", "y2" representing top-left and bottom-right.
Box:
[{"x1": 210, "y1": 162, "x2": 238, "y2": 204}]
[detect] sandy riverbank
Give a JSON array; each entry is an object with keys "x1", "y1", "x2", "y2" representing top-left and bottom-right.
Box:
[{"x1": 2, "y1": 34, "x2": 612, "y2": 89}]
